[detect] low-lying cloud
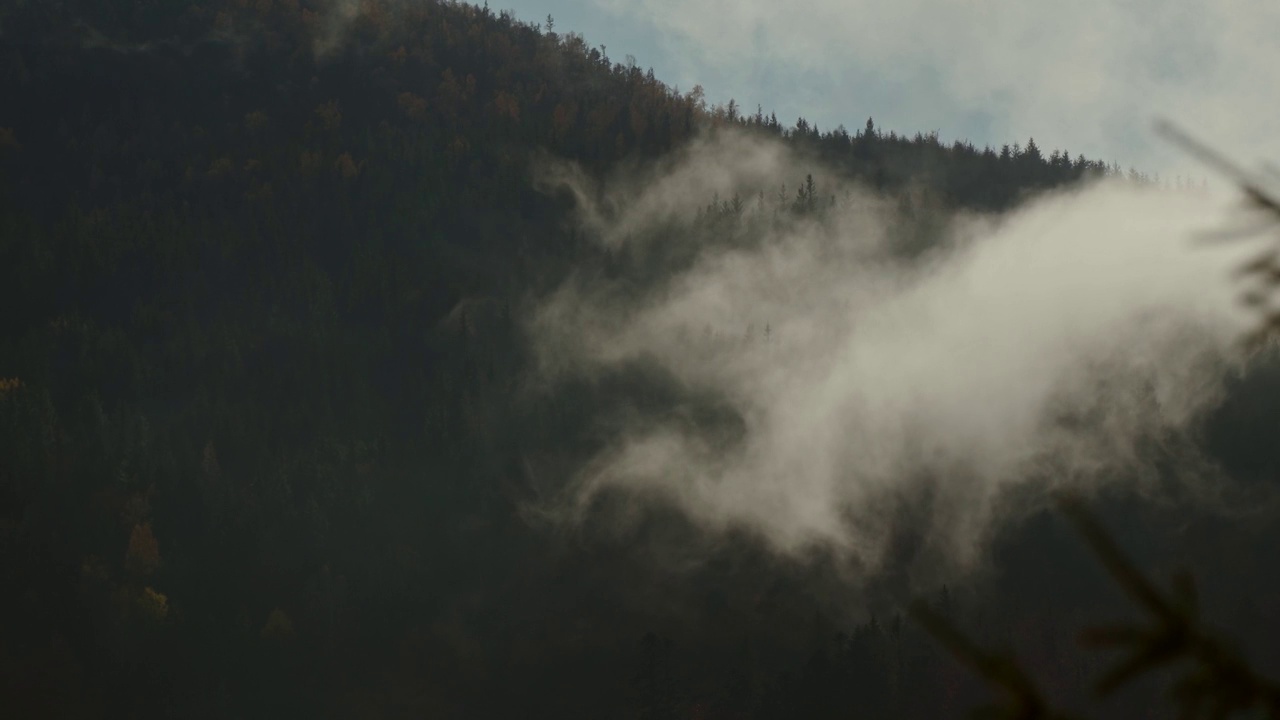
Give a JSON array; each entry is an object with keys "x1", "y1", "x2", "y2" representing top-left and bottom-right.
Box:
[{"x1": 529, "y1": 130, "x2": 1263, "y2": 580}]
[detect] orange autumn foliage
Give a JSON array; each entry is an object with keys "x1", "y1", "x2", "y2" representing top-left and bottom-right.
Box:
[{"x1": 125, "y1": 522, "x2": 161, "y2": 577}]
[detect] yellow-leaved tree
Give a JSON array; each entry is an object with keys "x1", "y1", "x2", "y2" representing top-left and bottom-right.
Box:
[
  {"x1": 261, "y1": 608, "x2": 295, "y2": 641},
  {"x1": 125, "y1": 522, "x2": 161, "y2": 577}
]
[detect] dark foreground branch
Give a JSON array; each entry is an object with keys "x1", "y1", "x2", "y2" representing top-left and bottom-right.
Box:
[{"x1": 913, "y1": 495, "x2": 1280, "y2": 720}]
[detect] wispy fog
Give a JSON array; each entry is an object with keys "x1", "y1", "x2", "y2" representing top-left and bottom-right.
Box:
[{"x1": 529, "y1": 130, "x2": 1262, "y2": 580}]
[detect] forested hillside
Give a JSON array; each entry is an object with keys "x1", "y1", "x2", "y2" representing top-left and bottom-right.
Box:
[{"x1": 0, "y1": 1, "x2": 1275, "y2": 718}]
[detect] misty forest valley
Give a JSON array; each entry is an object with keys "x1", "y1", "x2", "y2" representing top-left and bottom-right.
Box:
[{"x1": 6, "y1": 1, "x2": 1280, "y2": 718}]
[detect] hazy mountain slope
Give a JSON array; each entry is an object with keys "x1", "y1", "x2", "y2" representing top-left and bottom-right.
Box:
[{"x1": 0, "y1": 1, "x2": 1274, "y2": 718}]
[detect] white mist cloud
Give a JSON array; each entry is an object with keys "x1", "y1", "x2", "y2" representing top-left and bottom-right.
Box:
[
  {"x1": 530, "y1": 130, "x2": 1263, "y2": 579},
  {"x1": 311, "y1": 0, "x2": 365, "y2": 59}
]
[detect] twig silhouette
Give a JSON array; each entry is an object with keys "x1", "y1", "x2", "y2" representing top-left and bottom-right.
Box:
[
  {"x1": 1058, "y1": 495, "x2": 1280, "y2": 720},
  {"x1": 912, "y1": 496, "x2": 1280, "y2": 720},
  {"x1": 1155, "y1": 120, "x2": 1280, "y2": 353},
  {"x1": 909, "y1": 599, "x2": 1079, "y2": 720}
]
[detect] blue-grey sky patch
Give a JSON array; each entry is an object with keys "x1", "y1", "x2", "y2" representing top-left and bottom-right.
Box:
[{"x1": 497, "y1": 0, "x2": 1280, "y2": 179}]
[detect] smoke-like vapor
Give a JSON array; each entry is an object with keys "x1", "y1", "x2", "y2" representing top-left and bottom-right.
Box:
[
  {"x1": 311, "y1": 0, "x2": 364, "y2": 59},
  {"x1": 529, "y1": 130, "x2": 1262, "y2": 581}
]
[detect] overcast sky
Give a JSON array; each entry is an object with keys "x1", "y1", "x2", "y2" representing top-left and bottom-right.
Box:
[{"x1": 498, "y1": 0, "x2": 1280, "y2": 180}]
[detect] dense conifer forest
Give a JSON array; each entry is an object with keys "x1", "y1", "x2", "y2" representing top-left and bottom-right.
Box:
[{"x1": 2, "y1": 1, "x2": 1279, "y2": 718}]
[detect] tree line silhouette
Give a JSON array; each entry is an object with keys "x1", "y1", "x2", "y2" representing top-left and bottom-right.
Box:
[{"x1": 0, "y1": 1, "x2": 1275, "y2": 718}]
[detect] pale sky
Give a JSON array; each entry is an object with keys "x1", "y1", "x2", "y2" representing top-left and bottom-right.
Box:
[{"x1": 497, "y1": 0, "x2": 1280, "y2": 181}]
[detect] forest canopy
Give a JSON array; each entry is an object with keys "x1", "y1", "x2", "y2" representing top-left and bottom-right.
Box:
[{"x1": 0, "y1": 2, "x2": 1271, "y2": 719}]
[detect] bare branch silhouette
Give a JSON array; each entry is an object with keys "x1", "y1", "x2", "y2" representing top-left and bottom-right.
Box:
[
  {"x1": 1155, "y1": 120, "x2": 1280, "y2": 352},
  {"x1": 914, "y1": 494, "x2": 1280, "y2": 720}
]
